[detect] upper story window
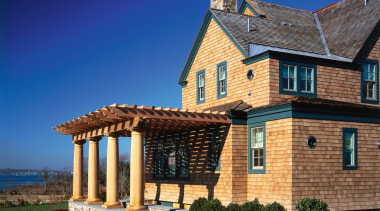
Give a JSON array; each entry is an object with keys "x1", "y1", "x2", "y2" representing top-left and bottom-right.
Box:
[
  {"x1": 361, "y1": 60, "x2": 379, "y2": 104},
  {"x1": 343, "y1": 128, "x2": 358, "y2": 170},
  {"x1": 248, "y1": 123, "x2": 266, "y2": 174},
  {"x1": 279, "y1": 61, "x2": 317, "y2": 98},
  {"x1": 197, "y1": 70, "x2": 205, "y2": 104},
  {"x1": 217, "y1": 61, "x2": 227, "y2": 99}
]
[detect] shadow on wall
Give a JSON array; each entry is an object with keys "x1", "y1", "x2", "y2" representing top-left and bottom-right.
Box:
[{"x1": 145, "y1": 125, "x2": 229, "y2": 203}]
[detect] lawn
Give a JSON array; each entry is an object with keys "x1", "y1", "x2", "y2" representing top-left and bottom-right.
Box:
[{"x1": 1, "y1": 202, "x2": 68, "y2": 211}]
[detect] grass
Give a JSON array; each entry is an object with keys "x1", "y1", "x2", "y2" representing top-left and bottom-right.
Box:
[{"x1": 1, "y1": 202, "x2": 68, "y2": 211}]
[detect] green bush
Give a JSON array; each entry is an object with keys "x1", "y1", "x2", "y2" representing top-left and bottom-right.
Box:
[
  {"x1": 265, "y1": 201, "x2": 286, "y2": 211},
  {"x1": 4, "y1": 200, "x2": 14, "y2": 208},
  {"x1": 226, "y1": 203, "x2": 241, "y2": 211},
  {"x1": 241, "y1": 198, "x2": 264, "y2": 211},
  {"x1": 100, "y1": 191, "x2": 106, "y2": 203},
  {"x1": 203, "y1": 199, "x2": 224, "y2": 211},
  {"x1": 190, "y1": 197, "x2": 208, "y2": 211},
  {"x1": 296, "y1": 197, "x2": 329, "y2": 211}
]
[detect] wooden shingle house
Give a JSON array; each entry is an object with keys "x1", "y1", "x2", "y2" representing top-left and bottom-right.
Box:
[{"x1": 54, "y1": 0, "x2": 380, "y2": 210}]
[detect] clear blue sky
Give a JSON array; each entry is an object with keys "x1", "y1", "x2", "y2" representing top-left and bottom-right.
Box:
[{"x1": 0, "y1": 0, "x2": 338, "y2": 171}]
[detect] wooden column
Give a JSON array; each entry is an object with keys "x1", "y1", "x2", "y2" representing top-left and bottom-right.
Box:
[
  {"x1": 70, "y1": 140, "x2": 86, "y2": 201},
  {"x1": 103, "y1": 134, "x2": 123, "y2": 208},
  {"x1": 85, "y1": 137, "x2": 103, "y2": 205},
  {"x1": 127, "y1": 130, "x2": 148, "y2": 211}
]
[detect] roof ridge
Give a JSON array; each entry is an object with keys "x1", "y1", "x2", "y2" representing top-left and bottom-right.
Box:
[{"x1": 249, "y1": 0, "x2": 313, "y2": 13}]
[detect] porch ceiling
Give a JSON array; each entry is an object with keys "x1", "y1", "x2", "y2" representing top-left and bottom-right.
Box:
[{"x1": 53, "y1": 104, "x2": 231, "y2": 141}]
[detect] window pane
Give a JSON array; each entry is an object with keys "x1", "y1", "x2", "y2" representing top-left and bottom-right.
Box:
[
  {"x1": 344, "y1": 151, "x2": 352, "y2": 166},
  {"x1": 219, "y1": 66, "x2": 226, "y2": 80},
  {"x1": 300, "y1": 79, "x2": 306, "y2": 91},
  {"x1": 300, "y1": 68, "x2": 306, "y2": 80},
  {"x1": 283, "y1": 78, "x2": 289, "y2": 89},
  {"x1": 283, "y1": 66, "x2": 289, "y2": 77},
  {"x1": 307, "y1": 68, "x2": 313, "y2": 80},
  {"x1": 307, "y1": 80, "x2": 312, "y2": 92},
  {"x1": 289, "y1": 67, "x2": 295, "y2": 78},
  {"x1": 289, "y1": 78, "x2": 295, "y2": 90}
]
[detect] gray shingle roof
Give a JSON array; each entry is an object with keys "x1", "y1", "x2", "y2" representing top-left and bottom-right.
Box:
[
  {"x1": 317, "y1": 0, "x2": 380, "y2": 60},
  {"x1": 210, "y1": 8, "x2": 325, "y2": 55},
  {"x1": 244, "y1": 0, "x2": 316, "y2": 27}
]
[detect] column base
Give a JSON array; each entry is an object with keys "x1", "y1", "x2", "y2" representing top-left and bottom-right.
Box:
[
  {"x1": 70, "y1": 196, "x2": 86, "y2": 202},
  {"x1": 126, "y1": 204, "x2": 149, "y2": 211},
  {"x1": 84, "y1": 199, "x2": 103, "y2": 205},
  {"x1": 102, "y1": 202, "x2": 123, "y2": 209}
]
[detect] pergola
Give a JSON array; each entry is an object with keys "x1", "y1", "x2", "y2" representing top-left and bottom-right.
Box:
[{"x1": 54, "y1": 104, "x2": 231, "y2": 210}]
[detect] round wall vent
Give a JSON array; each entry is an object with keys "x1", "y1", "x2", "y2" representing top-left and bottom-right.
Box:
[
  {"x1": 247, "y1": 69, "x2": 254, "y2": 81},
  {"x1": 307, "y1": 136, "x2": 317, "y2": 149}
]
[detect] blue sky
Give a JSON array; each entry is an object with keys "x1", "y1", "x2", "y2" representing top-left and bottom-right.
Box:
[{"x1": 0, "y1": 0, "x2": 338, "y2": 171}]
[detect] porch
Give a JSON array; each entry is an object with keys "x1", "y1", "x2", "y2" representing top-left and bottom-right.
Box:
[{"x1": 54, "y1": 104, "x2": 230, "y2": 210}]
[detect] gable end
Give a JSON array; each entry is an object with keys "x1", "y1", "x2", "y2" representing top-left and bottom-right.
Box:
[
  {"x1": 238, "y1": 0, "x2": 259, "y2": 16},
  {"x1": 178, "y1": 10, "x2": 249, "y2": 87}
]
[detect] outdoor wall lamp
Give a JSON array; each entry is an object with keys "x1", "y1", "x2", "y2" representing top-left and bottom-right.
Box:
[{"x1": 378, "y1": 141, "x2": 380, "y2": 150}]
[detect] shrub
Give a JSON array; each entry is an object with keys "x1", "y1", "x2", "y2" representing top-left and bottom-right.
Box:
[
  {"x1": 190, "y1": 197, "x2": 208, "y2": 211},
  {"x1": 226, "y1": 203, "x2": 241, "y2": 211},
  {"x1": 100, "y1": 191, "x2": 106, "y2": 203},
  {"x1": 241, "y1": 198, "x2": 264, "y2": 211},
  {"x1": 296, "y1": 197, "x2": 329, "y2": 211},
  {"x1": 203, "y1": 198, "x2": 224, "y2": 211},
  {"x1": 264, "y1": 201, "x2": 286, "y2": 211},
  {"x1": 4, "y1": 200, "x2": 14, "y2": 208}
]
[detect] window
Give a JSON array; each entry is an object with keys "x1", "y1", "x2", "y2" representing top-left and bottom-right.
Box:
[
  {"x1": 217, "y1": 61, "x2": 227, "y2": 99},
  {"x1": 208, "y1": 127, "x2": 222, "y2": 171},
  {"x1": 361, "y1": 60, "x2": 379, "y2": 104},
  {"x1": 152, "y1": 133, "x2": 190, "y2": 179},
  {"x1": 342, "y1": 128, "x2": 358, "y2": 170},
  {"x1": 279, "y1": 61, "x2": 317, "y2": 97},
  {"x1": 197, "y1": 70, "x2": 205, "y2": 104},
  {"x1": 248, "y1": 123, "x2": 265, "y2": 174}
]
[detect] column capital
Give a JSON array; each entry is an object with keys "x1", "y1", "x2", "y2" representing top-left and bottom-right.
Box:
[
  {"x1": 72, "y1": 140, "x2": 86, "y2": 145},
  {"x1": 87, "y1": 137, "x2": 102, "y2": 142},
  {"x1": 105, "y1": 132, "x2": 120, "y2": 138},
  {"x1": 131, "y1": 128, "x2": 145, "y2": 134}
]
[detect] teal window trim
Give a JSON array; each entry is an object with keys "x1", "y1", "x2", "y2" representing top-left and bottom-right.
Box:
[
  {"x1": 217, "y1": 61, "x2": 227, "y2": 99},
  {"x1": 279, "y1": 61, "x2": 317, "y2": 98},
  {"x1": 197, "y1": 69, "x2": 205, "y2": 104},
  {"x1": 361, "y1": 59, "x2": 379, "y2": 104},
  {"x1": 342, "y1": 128, "x2": 358, "y2": 170},
  {"x1": 248, "y1": 122, "x2": 266, "y2": 174}
]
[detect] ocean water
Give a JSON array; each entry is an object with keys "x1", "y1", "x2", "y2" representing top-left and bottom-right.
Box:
[{"x1": 0, "y1": 175, "x2": 45, "y2": 191}]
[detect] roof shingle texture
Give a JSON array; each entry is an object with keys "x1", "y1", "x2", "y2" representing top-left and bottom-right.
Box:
[
  {"x1": 210, "y1": 8, "x2": 325, "y2": 55},
  {"x1": 317, "y1": 0, "x2": 380, "y2": 60}
]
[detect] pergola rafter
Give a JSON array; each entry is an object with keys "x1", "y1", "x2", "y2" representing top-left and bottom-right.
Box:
[{"x1": 53, "y1": 104, "x2": 231, "y2": 141}]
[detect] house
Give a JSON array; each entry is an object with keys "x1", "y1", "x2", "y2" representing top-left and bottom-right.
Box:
[{"x1": 54, "y1": 0, "x2": 380, "y2": 210}]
